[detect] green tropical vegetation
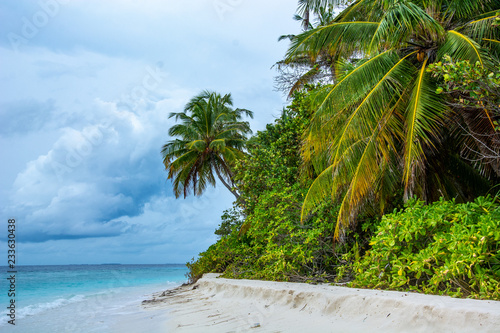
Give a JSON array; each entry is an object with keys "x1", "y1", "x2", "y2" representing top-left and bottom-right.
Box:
[
  {"x1": 351, "y1": 196, "x2": 500, "y2": 300},
  {"x1": 187, "y1": 89, "x2": 351, "y2": 283},
  {"x1": 286, "y1": 0, "x2": 500, "y2": 240},
  {"x1": 164, "y1": 1, "x2": 500, "y2": 300}
]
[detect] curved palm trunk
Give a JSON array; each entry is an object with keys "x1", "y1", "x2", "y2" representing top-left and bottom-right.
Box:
[{"x1": 213, "y1": 166, "x2": 241, "y2": 201}]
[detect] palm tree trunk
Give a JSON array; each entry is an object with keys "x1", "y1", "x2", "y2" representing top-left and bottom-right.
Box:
[{"x1": 213, "y1": 166, "x2": 241, "y2": 201}]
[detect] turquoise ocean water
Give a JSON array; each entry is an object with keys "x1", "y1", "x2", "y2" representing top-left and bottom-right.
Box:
[{"x1": 0, "y1": 264, "x2": 188, "y2": 332}]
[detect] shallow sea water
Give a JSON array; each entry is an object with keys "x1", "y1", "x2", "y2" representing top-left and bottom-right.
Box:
[{"x1": 0, "y1": 264, "x2": 188, "y2": 333}]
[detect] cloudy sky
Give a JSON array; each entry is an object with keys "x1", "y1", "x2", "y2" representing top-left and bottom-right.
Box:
[{"x1": 0, "y1": 0, "x2": 300, "y2": 265}]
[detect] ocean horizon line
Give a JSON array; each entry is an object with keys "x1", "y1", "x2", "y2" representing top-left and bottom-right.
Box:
[{"x1": 0, "y1": 263, "x2": 186, "y2": 267}]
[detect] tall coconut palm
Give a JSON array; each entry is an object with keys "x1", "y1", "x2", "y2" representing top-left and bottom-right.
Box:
[
  {"x1": 285, "y1": 0, "x2": 500, "y2": 240},
  {"x1": 161, "y1": 91, "x2": 253, "y2": 200}
]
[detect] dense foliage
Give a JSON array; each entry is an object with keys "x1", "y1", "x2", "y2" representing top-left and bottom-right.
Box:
[
  {"x1": 351, "y1": 196, "x2": 500, "y2": 300},
  {"x1": 285, "y1": 0, "x2": 500, "y2": 240}
]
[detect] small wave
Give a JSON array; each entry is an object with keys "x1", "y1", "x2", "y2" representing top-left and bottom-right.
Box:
[
  {"x1": 0, "y1": 280, "x2": 185, "y2": 327},
  {"x1": 0, "y1": 295, "x2": 85, "y2": 326}
]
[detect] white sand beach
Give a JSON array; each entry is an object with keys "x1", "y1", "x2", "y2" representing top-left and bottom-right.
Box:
[{"x1": 141, "y1": 273, "x2": 500, "y2": 333}]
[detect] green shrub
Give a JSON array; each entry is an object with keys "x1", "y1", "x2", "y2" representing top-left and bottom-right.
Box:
[
  {"x1": 352, "y1": 196, "x2": 500, "y2": 300},
  {"x1": 185, "y1": 233, "x2": 253, "y2": 283},
  {"x1": 187, "y1": 184, "x2": 344, "y2": 283}
]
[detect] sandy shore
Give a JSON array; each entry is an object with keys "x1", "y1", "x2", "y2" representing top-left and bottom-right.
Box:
[{"x1": 142, "y1": 273, "x2": 500, "y2": 333}]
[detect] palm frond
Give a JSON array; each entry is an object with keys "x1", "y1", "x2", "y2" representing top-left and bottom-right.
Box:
[
  {"x1": 483, "y1": 38, "x2": 500, "y2": 59},
  {"x1": 334, "y1": 0, "x2": 370, "y2": 22},
  {"x1": 332, "y1": 88, "x2": 406, "y2": 239},
  {"x1": 311, "y1": 50, "x2": 399, "y2": 119},
  {"x1": 439, "y1": 30, "x2": 487, "y2": 67},
  {"x1": 287, "y1": 66, "x2": 322, "y2": 97},
  {"x1": 403, "y1": 59, "x2": 446, "y2": 198},
  {"x1": 328, "y1": 53, "x2": 416, "y2": 165},
  {"x1": 369, "y1": 1, "x2": 444, "y2": 52},
  {"x1": 296, "y1": 0, "x2": 346, "y2": 27},
  {"x1": 209, "y1": 139, "x2": 227, "y2": 152},
  {"x1": 463, "y1": 13, "x2": 500, "y2": 42},
  {"x1": 301, "y1": 163, "x2": 335, "y2": 223},
  {"x1": 443, "y1": 0, "x2": 500, "y2": 20},
  {"x1": 285, "y1": 21, "x2": 379, "y2": 62}
]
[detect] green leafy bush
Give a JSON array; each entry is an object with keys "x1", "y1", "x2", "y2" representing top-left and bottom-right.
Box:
[
  {"x1": 427, "y1": 55, "x2": 500, "y2": 106},
  {"x1": 187, "y1": 192, "x2": 346, "y2": 283},
  {"x1": 185, "y1": 233, "x2": 252, "y2": 283},
  {"x1": 352, "y1": 196, "x2": 500, "y2": 300}
]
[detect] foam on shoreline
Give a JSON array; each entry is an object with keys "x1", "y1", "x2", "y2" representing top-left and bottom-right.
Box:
[{"x1": 143, "y1": 273, "x2": 500, "y2": 333}]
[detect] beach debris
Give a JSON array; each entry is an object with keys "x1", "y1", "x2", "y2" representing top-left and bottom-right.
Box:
[
  {"x1": 250, "y1": 323, "x2": 261, "y2": 328},
  {"x1": 208, "y1": 313, "x2": 222, "y2": 318}
]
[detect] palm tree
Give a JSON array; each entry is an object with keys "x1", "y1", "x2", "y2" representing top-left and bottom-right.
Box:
[
  {"x1": 161, "y1": 91, "x2": 253, "y2": 201},
  {"x1": 296, "y1": 0, "x2": 347, "y2": 30},
  {"x1": 284, "y1": 0, "x2": 500, "y2": 240},
  {"x1": 275, "y1": 6, "x2": 338, "y2": 97}
]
